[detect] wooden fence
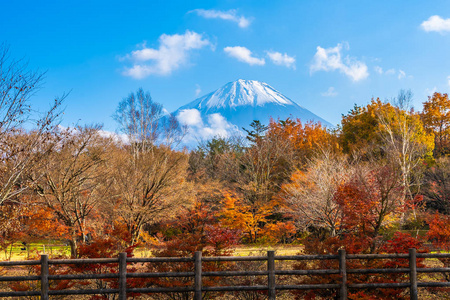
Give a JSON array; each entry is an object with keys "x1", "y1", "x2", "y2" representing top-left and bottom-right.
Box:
[{"x1": 0, "y1": 248, "x2": 449, "y2": 299}]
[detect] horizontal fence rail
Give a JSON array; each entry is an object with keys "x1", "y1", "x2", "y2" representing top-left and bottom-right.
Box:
[{"x1": 0, "y1": 249, "x2": 449, "y2": 299}]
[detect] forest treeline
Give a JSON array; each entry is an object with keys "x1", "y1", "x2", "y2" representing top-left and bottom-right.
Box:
[{"x1": 1, "y1": 44, "x2": 450, "y2": 268}]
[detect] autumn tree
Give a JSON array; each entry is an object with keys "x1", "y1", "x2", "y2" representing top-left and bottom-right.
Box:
[
  {"x1": 109, "y1": 88, "x2": 193, "y2": 246},
  {"x1": 220, "y1": 193, "x2": 272, "y2": 243},
  {"x1": 421, "y1": 92, "x2": 450, "y2": 157},
  {"x1": 422, "y1": 157, "x2": 450, "y2": 214},
  {"x1": 220, "y1": 194, "x2": 295, "y2": 244},
  {"x1": 0, "y1": 44, "x2": 64, "y2": 205},
  {"x1": 0, "y1": 201, "x2": 24, "y2": 259},
  {"x1": 334, "y1": 162, "x2": 404, "y2": 252},
  {"x1": 340, "y1": 95, "x2": 434, "y2": 205},
  {"x1": 33, "y1": 125, "x2": 110, "y2": 257},
  {"x1": 238, "y1": 120, "x2": 293, "y2": 205},
  {"x1": 377, "y1": 92, "x2": 434, "y2": 202},
  {"x1": 188, "y1": 135, "x2": 244, "y2": 182},
  {"x1": 339, "y1": 99, "x2": 386, "y2": 155},
  {"x1": 146, "y1": 202, "x2": 240, "y2": 300},
  {"x1": 281, "y1": 150, "x2": 351, "y2": 237},
  {"x1": 109, "y1": 145, "x2": 192, "y2": 246},
  {"x1": 268, "y1": 118, "x2": 337, "y2": 169}
]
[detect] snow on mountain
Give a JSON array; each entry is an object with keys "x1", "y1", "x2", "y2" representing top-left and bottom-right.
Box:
[
  {"x1": 173, "y1": 79, "x2": 333, "y2": 144},
  {"x1": 197, "y1": 79, "x2": 292, "y2": 109}
]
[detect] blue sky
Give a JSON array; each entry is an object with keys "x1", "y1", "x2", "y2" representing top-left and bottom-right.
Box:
[{"x1": 2, "y1": 0, "x2": 450, "y2": 132}]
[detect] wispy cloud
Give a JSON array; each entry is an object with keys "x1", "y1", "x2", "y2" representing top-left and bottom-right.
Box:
[
  {"x1": 374, "y1": 66, "x2": 409, "y2": 79},
  {"x1": 224, "y1": 46, "x2": 265, "y2": 66},
  {"x1": 310, "y1": 43, "x2": 368, "y2": 82},
  {"x1": 321, "y1": 87, "x2": 338, "y2": 97},
  {"x1": 374, "y1": 66, "x2": 383, "y2": 74},
  {"x1": 190, "y1": 9, "x2": 251, "y2": 28},
  {"x1": 421, "y1": 15, "x2": 450, "y2": 33},
  {"x1": 121, "y1": 30, "x2": 212, "y2": 79},
  {"x1": 385, "y1": 68, "x2": 396, "y2": 75},
  {"x1": 426, "y1": 87, "x2": 437, "y2": 96},
  {"x1": 266, "y1": 51, "x2": 296, "y2": 69},
  {"x1": 195, "y1": 84, "x2": 202, "y2": 97}
]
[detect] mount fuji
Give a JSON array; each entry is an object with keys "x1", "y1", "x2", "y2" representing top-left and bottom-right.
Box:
[{"x1": 172, "y1": 79, "x2": 332, "y2": 142}]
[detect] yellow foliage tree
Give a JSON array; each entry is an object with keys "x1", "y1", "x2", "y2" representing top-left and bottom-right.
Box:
[{"x1": 340, "y1": 97, "x2": 434, "y2": 203}]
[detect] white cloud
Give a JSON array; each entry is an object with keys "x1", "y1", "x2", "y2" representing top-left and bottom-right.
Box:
[
  {"x1": 224, "y1": 46, "x2": 265, "y2": 66},
  {"x1": 204, "y1": 114, "x2": 233, "y2": 137},
  {"x1": 421, "y1": 15, "x2": 450, "y2": 33},
  {"x1": 447, "y1": 76, "x2": 450, "y2": 87},
  {"x1": 266, "y1": 51, "x2": 296, "y2": 69},
  {"x1": 374, "y1": 66, "x2": 383, "y2": 74},
  {"x1": 122, "y1": 30, "x2": 212, "y2": 79},
  {"x1": 385, "y1": 68, "x2": 396, "y2": 75},
  {"x1": 310, "y1": 43, "x2": 368, "y2": 82},
  {"x1": 177, "y1": 109, "x2": 203, "y2": 127},
  {"x1": 398, "y1": 70, "x2": 406, "y2": 79},
  {"x1": 98, "y1": 130, "x2": 129, "y2": 144},
  {"x1": 177, "y1": 109, "x2": 239, "y2": 142},
  {"x1": 190, "y1": 9, "x2": 251, "y2": 28},
  {"x1": 195, "y1": 84, "x2": 202, "y2": 97},
  {"x1": 321, "y1": 87, "x2": 338, "y2": 97}
]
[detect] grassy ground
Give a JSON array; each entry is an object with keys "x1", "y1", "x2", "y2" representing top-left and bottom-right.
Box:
[
  {"x1": 1, "y1": 243, "x2": 302, "y2": 260},
  {"x1": 0, "y1": 242, "x2": 70, "y2": 260},
  {"x1": 135, "y1": 244, "x2": 303, "y2": 257}
]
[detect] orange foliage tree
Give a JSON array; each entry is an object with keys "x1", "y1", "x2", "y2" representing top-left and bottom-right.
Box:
[
  {"x1": 421, "y1": 92, "x2": 450, "y2": 157},
  {"x1": 220, "y1": 193, "x2": 294, "y2": 244},
  {"x1": 268, "y1": 118, "x2": 336, "y2": 168}
]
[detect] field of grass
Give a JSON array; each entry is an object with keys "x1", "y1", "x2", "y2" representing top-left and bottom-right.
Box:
[
  {"x1": 0, "y1": 242, "x2": 70, "y2": 260},
  {"x1": 1, "y1": 242, "x2": 302, "y2": 261}
]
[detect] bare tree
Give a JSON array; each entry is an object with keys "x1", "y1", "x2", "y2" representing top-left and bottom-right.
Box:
[
  {"x1": 282, "y1": 150, "x2": 351, "y2": 236},
  {"x1": 113, "y1": 88, "x2": 184, "y2": 155},
  {"x1": 109, "y1": 145, "x2": 192, "y2": 246},
  {"x1": 33, "y1": 125, "x2": 110, "y2": 257},
  {"x1": 0, "y1": 44, "x2": 64, "y2": 204},
  {"x1": 238, "y1": 122, "x2": 294, "y2": 206},
  {"x1": 422, "y1": 157, "x2": 450, "y2": 215},
  {"x1": 111, "y1": 88, "x2": 192, "y2": 246}
]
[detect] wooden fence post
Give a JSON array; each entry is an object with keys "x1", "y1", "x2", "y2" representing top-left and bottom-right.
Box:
[
  {"x1": 40, "y1": 254, "x2": 49, "y2": 300},
  {"x1": 194, "y1": 251, "x2": 202, "y2": 300},
  {"x1": 409, "y1": 248, "x2": 418, "y2": 300},
  {"x1": 338, "y1": 249, "x2": 347, "y2": 300},
  {"x1": 268, "y1": 250, "x2": 276, "y2": 300},
  {"x1": 119, "y1": 252, "x2": 127, "y2": 300}
]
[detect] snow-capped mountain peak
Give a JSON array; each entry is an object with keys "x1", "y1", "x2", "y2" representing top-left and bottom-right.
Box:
[
  {"x1": 200, "y1": 79, "x2": 294, "y2": 109},
  {"x1": 171, "y1": 79, "x2": 333, "y2": 146},
  {"x1": 199, "y1": 79, "x2": 292, "y2": 109}
]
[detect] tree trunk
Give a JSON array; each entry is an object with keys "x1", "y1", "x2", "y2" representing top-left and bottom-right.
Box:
[{"x1": 68, "y1": 236, "x2": 77, "y2": 258}]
